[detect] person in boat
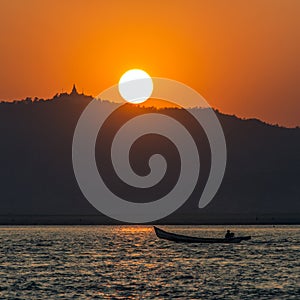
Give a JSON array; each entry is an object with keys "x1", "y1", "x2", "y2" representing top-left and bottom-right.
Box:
[{"x1": 225, "y1": 230, "x2": 235, "y2": 239}]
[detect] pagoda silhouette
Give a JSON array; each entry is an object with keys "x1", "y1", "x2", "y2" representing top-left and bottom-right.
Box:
[
  {"x1": 53, "y1": 84, "x2": 84, "y2": 100},
  {"x1": 70, "y1": 84, "x2": 79, "y2": 96}
]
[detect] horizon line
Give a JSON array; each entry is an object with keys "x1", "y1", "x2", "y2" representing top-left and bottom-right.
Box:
[{"x1": 1, "y1": 89, "x2": 299, "y2": 130}]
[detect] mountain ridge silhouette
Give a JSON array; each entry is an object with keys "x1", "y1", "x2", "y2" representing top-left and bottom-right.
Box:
[{"x1": 0, "y1": 91, "x2": 299, "y2": 224}]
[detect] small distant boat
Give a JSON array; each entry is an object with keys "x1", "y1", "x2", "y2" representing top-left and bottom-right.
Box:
[{"x1": 154, "y1": 226, "x2": 251, "y2": 244}]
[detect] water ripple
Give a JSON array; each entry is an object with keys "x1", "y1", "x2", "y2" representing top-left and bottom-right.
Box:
[{"x1": 0, "y1": 225, "x2": 299, "y2": 299}]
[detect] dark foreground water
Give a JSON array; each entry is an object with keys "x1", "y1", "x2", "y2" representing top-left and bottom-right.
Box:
[{"x1": 0, "y1": 225, "x2": 299, "y2": 299}]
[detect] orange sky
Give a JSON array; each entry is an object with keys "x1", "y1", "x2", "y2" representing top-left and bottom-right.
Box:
[{"x1": 0, "y1": 0, "x2": 299, "y2": 126}]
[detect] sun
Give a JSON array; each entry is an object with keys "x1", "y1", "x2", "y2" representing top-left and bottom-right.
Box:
[{"x1": 118, "y1": 69, "x2": 153, "y2": 104}]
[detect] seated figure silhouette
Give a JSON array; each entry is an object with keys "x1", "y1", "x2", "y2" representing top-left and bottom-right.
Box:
[{"x1": 225, "y1": 230, "x2": 235, "y2": 239}]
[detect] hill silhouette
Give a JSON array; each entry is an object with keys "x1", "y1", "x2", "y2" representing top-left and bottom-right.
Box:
[{"x1": 0, "y1": 89, "x2": 299, "y2": 224}]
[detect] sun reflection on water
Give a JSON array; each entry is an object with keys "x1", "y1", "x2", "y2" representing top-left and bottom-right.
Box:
[{"x1": 114, "y1": 226, "x2": 153, "y2": 234}]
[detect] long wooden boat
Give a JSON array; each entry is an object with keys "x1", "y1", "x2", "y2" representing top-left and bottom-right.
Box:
[{"x1": 154, "y1": 226, "x2": 251, "y2": 243}]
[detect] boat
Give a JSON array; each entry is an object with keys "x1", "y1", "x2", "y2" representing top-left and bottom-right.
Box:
[{"x1": 154, "y1": 226, "x2": 251, "y2": 243}]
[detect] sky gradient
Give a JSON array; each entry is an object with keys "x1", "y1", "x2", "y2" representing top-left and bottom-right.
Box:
[{"x1": 0, "y1": 0, "x2": 299, "y2": 126}]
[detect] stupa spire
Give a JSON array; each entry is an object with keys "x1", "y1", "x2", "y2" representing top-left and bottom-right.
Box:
[{"x1": 70, "y1": 84, "x2": 78, "y2": 95}]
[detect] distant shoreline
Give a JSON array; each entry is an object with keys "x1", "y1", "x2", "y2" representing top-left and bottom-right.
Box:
[
  {"x1": 0, "y1": 214, "x2": 299, "y2": 226},
  {"x1": 0, "y1": 223, "x2": 299, "y2": 226}
]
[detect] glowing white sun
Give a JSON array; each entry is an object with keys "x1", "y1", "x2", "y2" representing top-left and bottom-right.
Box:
[{"x1": 118, "y1": 69, "x2": 153, "y2": 104}]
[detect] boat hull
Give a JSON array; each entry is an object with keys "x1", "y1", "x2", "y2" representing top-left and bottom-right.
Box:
[{"x1": 154, "y1": 227, "x2": 251, "y2": 243}]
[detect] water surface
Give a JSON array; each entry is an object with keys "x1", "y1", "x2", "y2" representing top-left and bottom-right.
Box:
[{"x1": 0, "y1": 225, "x2": 299, "y2": 299}]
